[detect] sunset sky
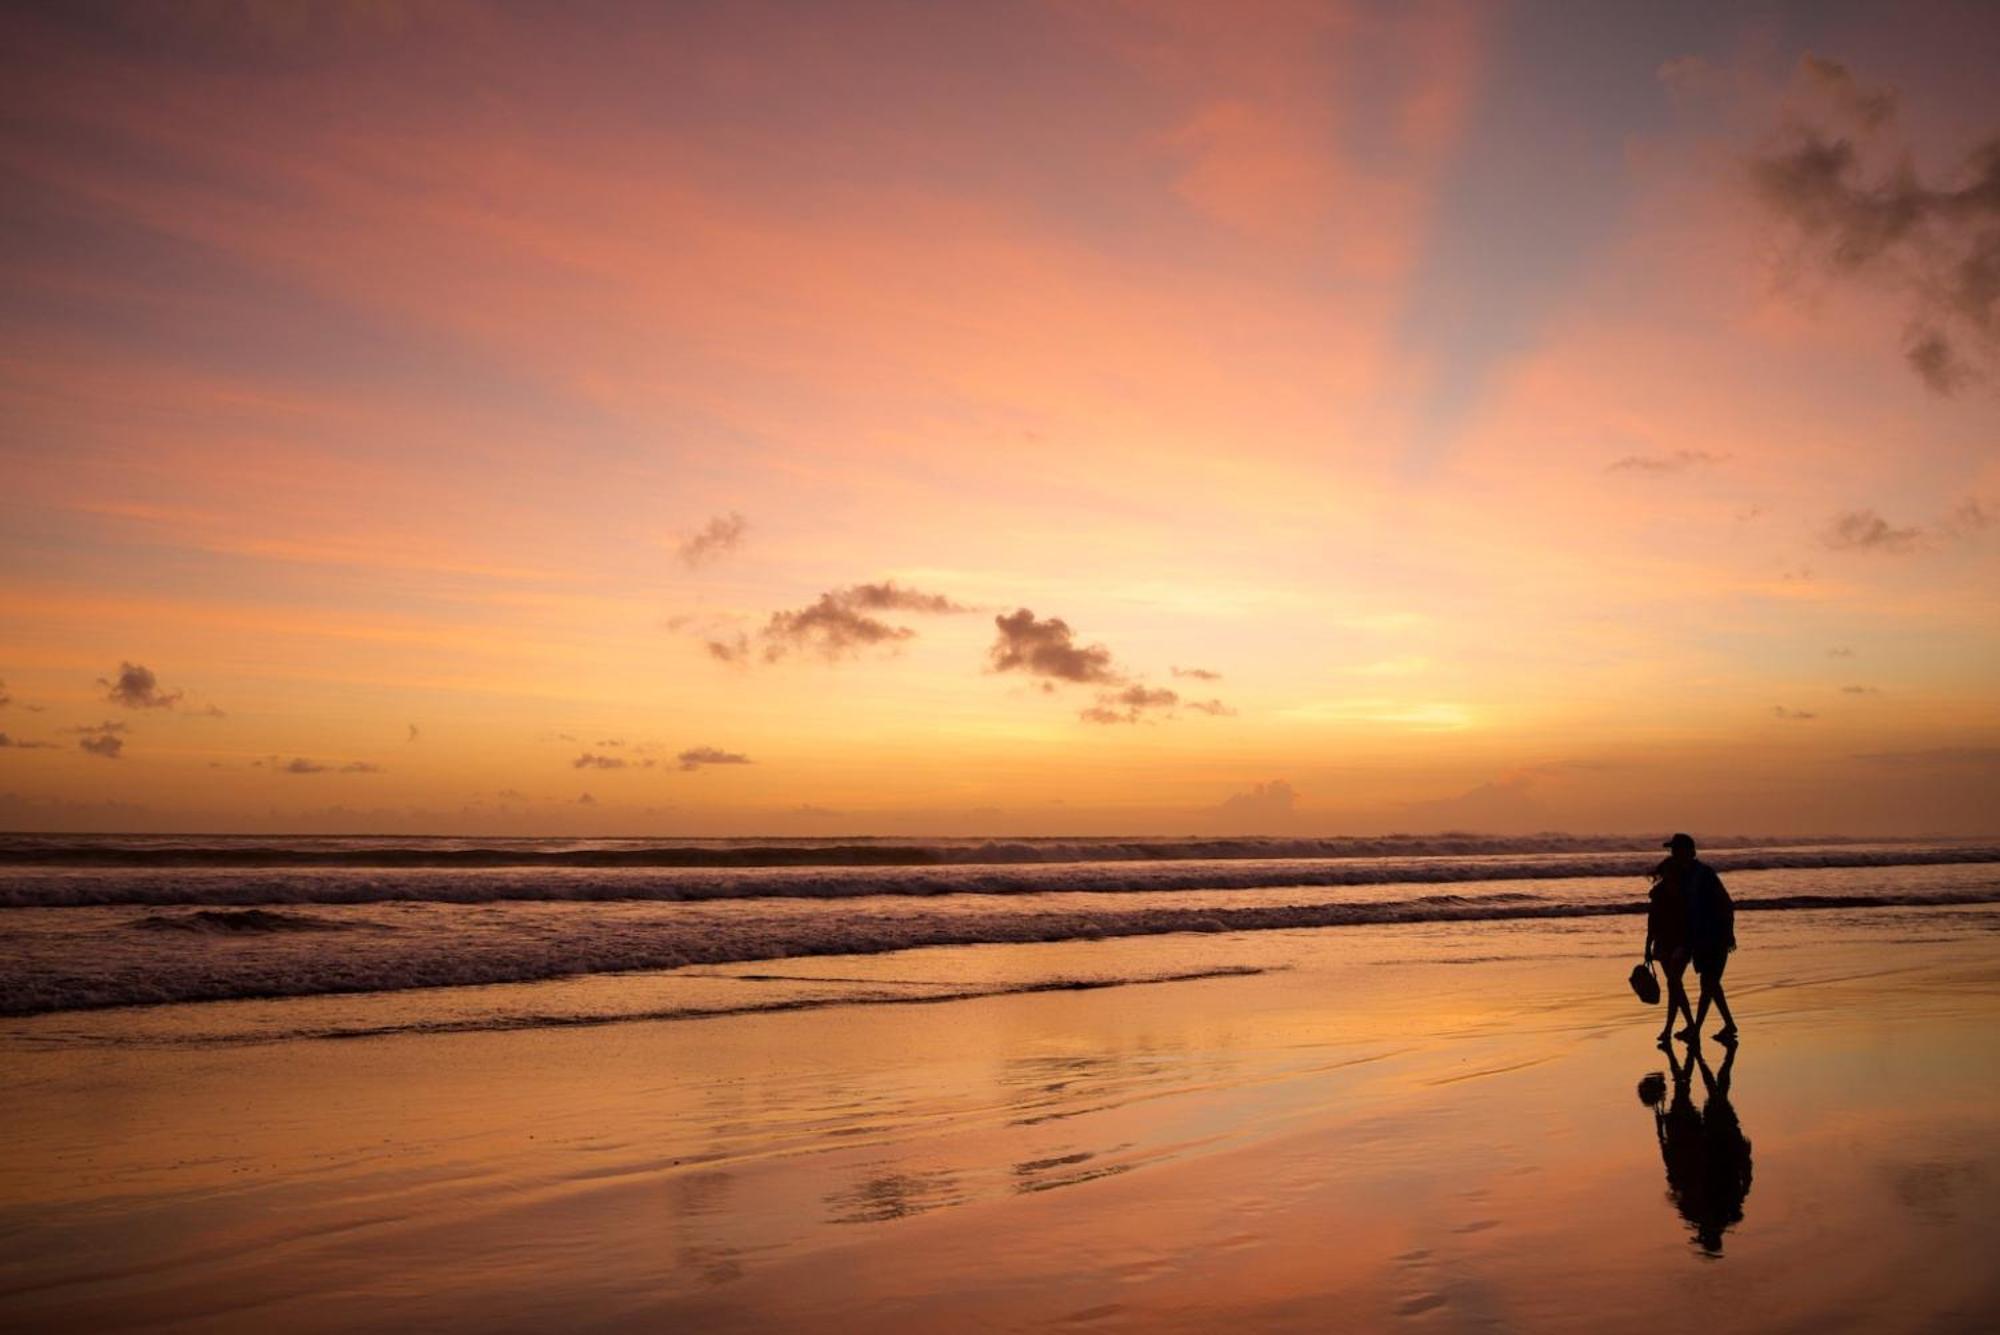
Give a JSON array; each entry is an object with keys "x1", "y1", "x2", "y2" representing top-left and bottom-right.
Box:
[{"x1": 2, "y1": 1, "x2": 1996, "y2": 836}]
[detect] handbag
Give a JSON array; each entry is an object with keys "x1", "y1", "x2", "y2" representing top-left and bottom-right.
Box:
[{"x1": 1628, "y1": 960, "x2": 1660, "y2": 1006}]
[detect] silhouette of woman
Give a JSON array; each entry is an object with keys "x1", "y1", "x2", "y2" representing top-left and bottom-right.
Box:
[
  {"x1": 1644, "y1": 857, "x2": 1695, "y2": 1047},
  {"x1": 1638, "y1": 1043, "x2": 1753, "y2": 1256}
]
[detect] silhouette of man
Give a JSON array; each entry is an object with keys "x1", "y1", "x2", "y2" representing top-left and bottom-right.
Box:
[{"x1": 1664, "y1": 833, "x2": 1738, "y2": 1043}]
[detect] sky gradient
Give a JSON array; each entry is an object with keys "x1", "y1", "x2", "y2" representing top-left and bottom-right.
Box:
[{"x1": 3, "y1": 1, "x2": 1997, "y2": 836}]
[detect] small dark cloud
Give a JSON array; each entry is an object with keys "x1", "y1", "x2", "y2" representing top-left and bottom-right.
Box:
[
  {"x1": 1080, "y1": 684, "x2": 1179, "y2": 725},
  {"x1": 496, "y1": 788, "x2": 528, "y2": 801},
  {"x1": 1752, "y1": 58, "x2": 2000, "y2": 392},
  {"x1": 280, "y1": 758, "x2": 383, "y2": 775},
  {"x1": 73, "y1": 721, "x2": 126, "y2": 759},
  {"x1": 1822, "y1": 509, "x2": 1922, "y2": 554},
  {"x1": 1828, "y1": 646, "x2": 1855, "y2": 657},
  {"x1": 100, "y1": 661, "x2": 182, "y2": 709},
  {"x1": 0, "y1": 679, "x2": 10, "y2": 708},
  {"x1": 707, "y1": 634, "x2": 750, "y2": 664},
  {"x1": 762, "y1": 582, "x2": 969, "y2": 661},
  {"x1": 990, "y1": 609, "x2": 1120, "y2": 684},
  {"x1": 577, "y1": 792, "x2": 597, "y2": 805},
  {"x1": 1841, "y1": 684, "x2": 1882, "y2": 695},
  {"x1": 677, "y1": 746, "x2": 751, "y2": 771},
  {"x1": 573, "y1": 753, "x2": 628, "y2": 770},
  {"x1": 594, "y1": 738, "x2": 625, "y2": 748},
  {"x1": 1607, "y1": 449, "x2": 1726, "y2": 474},
  {"x1": 1184, "y1": 698, "x2": 1237, "y2": 716},
  {"x1": 407, "y1": 723, "x2": 420, "y2": 743},
  {"x1": 678, "y1": 512, "x2": 748, "y2": 569},
  {"x1": 1946, "y1": 497, "x2": 1991, "y2": 537},
  {"x1": 0, "y1": 733, "x2": 57, "y2": 750},
  {"x1": 199, "y1": 704, "x2": 226, "y2": 719},
  {"x1": 1171, "y1": 666, "x2": 1222, "y2": 681},
  {"x1": 1773, "y1": 706, "x2": 1818, "y2": 721},
  {"x1": 1905, "y1": 327, "x2": 1974, "y2": 394}
]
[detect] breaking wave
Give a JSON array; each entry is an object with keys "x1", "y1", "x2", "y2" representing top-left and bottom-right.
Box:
[
  {"x1": 6, "y1": 886, "x2": 1998, "y2": 1016},
  {"x1": 5, "y1": 842, "x2": 1999, "y2": 907},
  {"x1": 4, "y1": 832, "x2": 1993, "y2": 871}
]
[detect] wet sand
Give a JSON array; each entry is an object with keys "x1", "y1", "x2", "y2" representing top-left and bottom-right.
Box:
[{"x1": 3, "y1": 907, "x2": 1998, "y2": 1332}]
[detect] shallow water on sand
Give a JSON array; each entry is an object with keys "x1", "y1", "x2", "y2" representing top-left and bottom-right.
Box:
[{"x1": 2, "y1": 906, "x2": 1997, "y2": 1331}]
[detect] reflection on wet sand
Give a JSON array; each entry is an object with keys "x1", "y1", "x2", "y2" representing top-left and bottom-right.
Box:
[
  {"x1": 1639, "y1": 1043, "x2": 1753, "y2": 1256},
  {"x1": 824, "y1": 1168, "x2": 965, "y2": 1224}
]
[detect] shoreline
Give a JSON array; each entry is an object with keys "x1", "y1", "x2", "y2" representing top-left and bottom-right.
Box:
[{"x1": 4, "y1": 910, "x2": 1998, "y2": 1331}]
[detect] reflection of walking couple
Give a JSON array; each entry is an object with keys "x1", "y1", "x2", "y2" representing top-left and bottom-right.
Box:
[
  {"x1": 1644, "y1": 833, "x2": 1737, "y2": 1047},
  {"x1": 1638, "y1": 1042, "x2": 1752, "y2": 1256}
]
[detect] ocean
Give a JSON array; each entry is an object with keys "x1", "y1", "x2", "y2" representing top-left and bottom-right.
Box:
[{"x1": 4, "y1": 833, "x2": 1997, "y2": 1042}]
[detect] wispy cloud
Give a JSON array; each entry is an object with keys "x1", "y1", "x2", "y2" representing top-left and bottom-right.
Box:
[
  {"x1": 1822, "y1": 509, "x2": 1922, "y2": 554},
  {"x1": 751, "y1": 582, "x2": 970, "y2": 662},
  {"x1": 1607, "y1": 449, "x2": 1726, "y2": 474},
  {"x1": 1772, "y1": 705, "x2": 1817, "y2": 720},
  {"x1": 1171, "y1": 666, "x2": 1222, "y2": 681},
  {"x1": 572, "y1": 753, "x2": 627, "y2": 770},
  {"x1": 677, "y1": 746, "x2": 751, "y2": 771},
  {"x1": 0, "y1": 733, "x2": 57, "y2": 750},
  {"x1": 68, "y1": 720, "x2": 130, "y2": 759},
  {"x1": 1080, "y1": 684, "x2": 1179, "y2": 725},
  {"x1": 280, "y1": 758, "x2": 384, "y2": 774},
  {"x1": 99, "y1": 661, "x2": 183, "y2": 709},
  {"x1": 678, "y1": 512, "x2": 748, "y2": 569}
]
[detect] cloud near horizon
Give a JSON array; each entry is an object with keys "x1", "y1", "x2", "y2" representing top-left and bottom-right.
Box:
[
  {"x1": 69, "y1": 720, "x2": 129, "y2": 759},
  {"x1": 280, "y1": 758, "x2": 384, "y2": 774},
  {"x1": 677, "y1": 746, "x2": 751, "y2": 771}
]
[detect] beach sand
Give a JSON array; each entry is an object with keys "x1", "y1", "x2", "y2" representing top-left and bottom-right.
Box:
[{"x1": 4, "y1": 906, "x2": 1998, "y2": 1332}]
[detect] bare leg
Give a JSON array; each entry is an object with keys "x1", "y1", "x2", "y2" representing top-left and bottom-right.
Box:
[
  {"x1": 1688, "y1": 971, "x2": 1712, "y2": 1039},
  {"x1": 1660, "y1": 967, "x2": 1694, "y2": 1043},
  {"x1": 1711, "y1": 979, "x2": 1738, "y2": 1040}
]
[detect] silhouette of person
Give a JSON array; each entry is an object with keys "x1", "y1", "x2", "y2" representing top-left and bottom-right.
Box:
[
  {"x1": 1643, "y1": 856, "x2": 1695, "y2": 1046},
  {"x1": 1664, "y1": 832, "x2": 1738, "y2": 1043},
  {"x1": 1638, "y1": 1042, "x2": 1753, "y2": 1256}
]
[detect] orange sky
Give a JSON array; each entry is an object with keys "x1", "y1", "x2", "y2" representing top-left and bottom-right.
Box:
[{"x1": 2, "y1": 1, "x2": 1997, "y2": 836}]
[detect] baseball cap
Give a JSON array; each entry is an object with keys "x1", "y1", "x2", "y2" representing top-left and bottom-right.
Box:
[{"x1": 1663, "y1": 832, "x2": 1696, "y2": 851}]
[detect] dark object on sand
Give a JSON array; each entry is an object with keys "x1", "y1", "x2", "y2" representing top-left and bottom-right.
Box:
[{"x1": 1630, "y1": 960, "x2": 1661, "y2": 1005}]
